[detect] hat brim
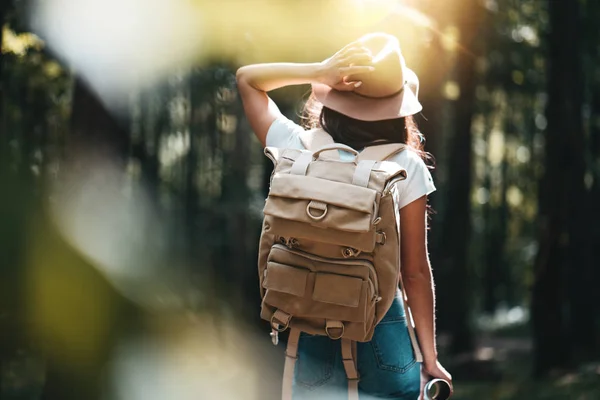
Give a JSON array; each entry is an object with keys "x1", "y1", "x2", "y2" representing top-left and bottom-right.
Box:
[{"x1": 312, "y1": 68, "x2": 422, "y2": 121}]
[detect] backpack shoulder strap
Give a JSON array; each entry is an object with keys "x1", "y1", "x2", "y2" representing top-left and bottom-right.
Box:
[
  {"x1": 281, "y1": 328, "x2": 301, "y2": 400},
  {"x1": 300, "y1": 130, "x2": 406, "y2": 162},
  {"x1": 281, "y1": 330, "x2": 360, "y2": 400},
  {"x1": 299, "y1": 128, "x2": 339, "y2": 159},
  {"x1": 341, "y1": 339, "x2": 359, "y2": 400},
  {"x1": 357, "y1": 143, "x2": 406, "y2": 162}
]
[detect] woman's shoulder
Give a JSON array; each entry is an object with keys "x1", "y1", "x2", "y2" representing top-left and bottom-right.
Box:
[
  {"x1": 389, "y1": 147, "x2": 428, "y2": 170},
  {"x1": 266, "y1": 116, "x2": 306, "y2": 148},
  {"x1": 390, "y1": 147, "x2": 436, "y2": 206}
]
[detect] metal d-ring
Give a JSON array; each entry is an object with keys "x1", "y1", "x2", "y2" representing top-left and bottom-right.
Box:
[
  {"x1": 271, "y1": 315, "x2": 290, "y2": 332},
  {"x1": 306, "y1": 201, "x2": 328, "y2": 221},
  {"x1": 325, "y1": 323, "x2": 345, "y2": 340}
]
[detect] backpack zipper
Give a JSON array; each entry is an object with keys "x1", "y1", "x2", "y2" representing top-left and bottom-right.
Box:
[{"x1": 272, "y1": 244, "x2": 379, "y2": 300}]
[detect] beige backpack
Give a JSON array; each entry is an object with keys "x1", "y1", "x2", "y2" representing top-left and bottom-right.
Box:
[{"x1": 258, "y1": 129, "x2": 423, "y2": 400}]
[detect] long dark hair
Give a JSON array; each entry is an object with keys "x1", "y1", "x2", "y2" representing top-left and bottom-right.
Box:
[{"x1": 301, "y1": 93, "x2": 434, "y2": 167}]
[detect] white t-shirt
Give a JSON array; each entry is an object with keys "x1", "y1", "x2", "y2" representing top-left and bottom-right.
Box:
[{"x1": 266, "y1": 117, "x2": 436, "y2": 209}]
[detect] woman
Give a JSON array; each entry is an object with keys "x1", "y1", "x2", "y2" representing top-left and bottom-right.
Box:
[{"x1": 237, "y1": 32, "x2": 452, "y2": 399}]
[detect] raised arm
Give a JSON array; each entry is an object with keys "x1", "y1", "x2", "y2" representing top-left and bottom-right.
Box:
[
  {"x1": 400, "y1": 196, "x2": 452, "y2": 390},
  {"x1": 236, "y1": 44, "x2": 374, "y2": 146}
]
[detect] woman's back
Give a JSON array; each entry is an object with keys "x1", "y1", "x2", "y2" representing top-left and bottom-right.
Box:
[{"x1": 237, "y1": 31, "x2": 452, "y2": 400}]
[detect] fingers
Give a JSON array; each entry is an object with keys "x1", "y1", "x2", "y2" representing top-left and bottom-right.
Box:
[
  {"x1": 339, "y1": 48, "x2": 374, "y2": 70},
  {"x1": 338, "y1": 41, "x2": 363, "y2": 54},
  {"x1": 334, "y1": 80, "x2": 362, "y2": 92},
  {"x1": 332, "y1": 76, "x2": 363, "y2": 91},
  {"x1": 339, "y1": 65, "x2": 375, "y2": 75},
  {"x1": 342, "y1": 47, "x2": 372, "y2": 63},
  {"x1": 340, "y1": 52, "x2": 373, "y2": 67},
  {"x1": 339, "y1": 45, "x2": 372, "y2": 63}
]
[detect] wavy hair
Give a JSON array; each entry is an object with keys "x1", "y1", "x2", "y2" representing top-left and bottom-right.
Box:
[{"x1": 301, "y1": 93, "x2": 434, "y2": 167}]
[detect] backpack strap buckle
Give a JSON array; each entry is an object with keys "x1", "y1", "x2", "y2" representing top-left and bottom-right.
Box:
[
  {"x1": 270, "y1": 330, "x2": 279, "y2": 345},
  {"x1": 271, "y1": 310, "x2": 292, "y2": 332}
]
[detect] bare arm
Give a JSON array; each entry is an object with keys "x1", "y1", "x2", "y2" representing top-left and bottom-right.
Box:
[
  {"x1": 400, "y1": 196, "x2": 452, "y2": 387},
  {"x1": 236, "y1": 63, "x2": 322, "y2": 146},
  {"x1": 236, "y1": 44, "x2": 373, "y2": 146},
  {"x1": 400, "y1": 196, "x2": 437, "y2": 361}
]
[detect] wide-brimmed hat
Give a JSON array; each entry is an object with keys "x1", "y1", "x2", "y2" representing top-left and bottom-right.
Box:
[{"x1": 312, "y1": 32, "x2": 422, "y2": 121}]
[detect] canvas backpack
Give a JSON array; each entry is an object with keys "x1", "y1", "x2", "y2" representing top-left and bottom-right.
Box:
[{"x1": 258, "y1": 129, "x2": 423, "y2": 400}]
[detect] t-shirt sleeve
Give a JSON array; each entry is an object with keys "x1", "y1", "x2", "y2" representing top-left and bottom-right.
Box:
[
  {"x1": 265, "y1": 116, "x2": 305, "y2": 148},
  {"x1": 395, "y1": 151, "x2": 436, "y2": 209}
]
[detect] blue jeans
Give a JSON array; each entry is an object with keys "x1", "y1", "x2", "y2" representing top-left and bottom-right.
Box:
[{"x1": 292, "y1": 295, "x2": 421, "y2": 399}]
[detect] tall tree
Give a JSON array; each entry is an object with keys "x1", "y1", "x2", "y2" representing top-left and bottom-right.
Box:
[
  {"x1": 589, "y1": 82, "x2": 600, "y2": 360},
  {"x1": 68, "y1": 79, "x2": 130, "y2": 166},
  {"x1": 187, "y1": 72, "x2": 201, "y2": 263},
  {"x1": 133, "y1": 89, "x2": 165, "y2": 206},
  {"x1": 482, "y1": 143, "x2": 509, "y2": 313},
  {"x1": 0, "y1": 0, "x2": 12, "y2": 157},
  {"x1": 580, "y1": 0, "x2": 600, "y2": 361},
  {"x1": 435, "y1": 0, "x2": 484, "y2": 353},
  {"x1": 531, "y1": 0, "x2": 590, "y2": 376},
  {"x1": 411, "y1": 0, "x2": 452, "y2": 163},
  {"x1": 0, "y1": 2, "x2": 27, "y2": 394}
]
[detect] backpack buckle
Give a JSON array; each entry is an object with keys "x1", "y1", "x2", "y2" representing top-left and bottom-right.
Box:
[
  {"x1": 271, "y1": 310, "x2": 292, "y2": 332},
  {"x1": 376, "y1": 231, "x2": 386, "y2": 245},
  {"x1": 270, "y1": 329, "x2": 279, "y2": 346}
]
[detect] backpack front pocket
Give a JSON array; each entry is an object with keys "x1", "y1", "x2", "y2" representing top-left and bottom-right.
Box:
[
  {"x1": 263, "y1": 262, "x2": 309, "y2": 297},
  {"x1": 261, "y1": 244, "x2": 378, "y2": 341},
  {"x1": 312, "y1": 273, "x2": 363, "y2": 307}
]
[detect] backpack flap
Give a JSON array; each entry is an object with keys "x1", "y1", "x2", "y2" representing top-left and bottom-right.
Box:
[
  {"x1": 263, "y1": 172, "x2": 381, "y2": 253},
  {"x1": 264, "y1": 173, "x2": 378, "y2": 233},
  {"x1": 262, "y1": 148, "x2": 407, "y2": 253}
]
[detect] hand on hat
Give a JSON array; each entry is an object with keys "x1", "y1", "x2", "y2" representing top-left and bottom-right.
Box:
[{"x1": 317, "y1": 43, "x2": 375, "y2": 92}]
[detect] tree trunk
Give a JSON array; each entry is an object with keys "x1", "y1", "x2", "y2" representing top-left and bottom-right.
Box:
[
  {"x1": 417, "y1": 21, "x2": 448, "y2": 164},
  {"x1": 0, "y1": 2, "x2": 9, "y2": 160},
  {"x1": 187, "y1": 73, "x2": 201, "y2": 262},
  {"x1": 68, "y1": 78, "x2": 130, "y2": 167},
  {"x1": 483, "y1": 118, "x2": 511, "y2": 314},
  {"x1": 589, "y1": 88, "x2": 600, "y2": 360},
  {"x1": 435, "y1": 0, "x2": 483, "y2": 354},
  {"x1": 581, "y1": 0, "x2": 600, "y2": 362},
  {"x1": 0, "y1": 6, "x2": 4, "y2": 102},
  {"x1": 229, "y1": 97, "x2": 251, "y2": 309},
  {"x1": 589, "y1": 50, "x2": 600, "y2": 360},
  {"x1": 134, "y1": 90, "x2": 164, "y2": 204},
  {"x1": 532, "y1": 0, "x2": 588, "y2": 376},
  {"x1": 496, "y1": 154, "x2": 510, "y2": 305}
]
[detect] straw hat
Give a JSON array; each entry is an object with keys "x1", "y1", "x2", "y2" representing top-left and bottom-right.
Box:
[{"x1": 312, "y1": 32, "x2": 422, "y2": 121}]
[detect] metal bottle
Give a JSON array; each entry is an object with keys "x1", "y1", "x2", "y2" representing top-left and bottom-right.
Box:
[{"x1": 423, "y1": 379, "x2": 452, "y2": 400}]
